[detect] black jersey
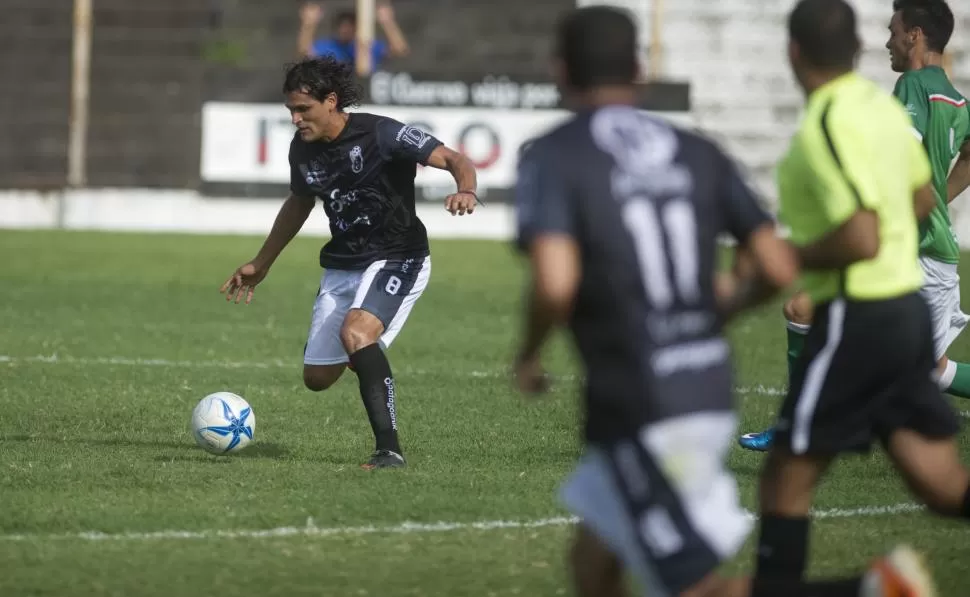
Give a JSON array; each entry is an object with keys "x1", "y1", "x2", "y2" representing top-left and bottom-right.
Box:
[
  {"x1": 289, "y1": 112, "x2": 443, "y2": 270},
  {"x1": 515, "y1": 106, "x2": 772, "y2": 443}
]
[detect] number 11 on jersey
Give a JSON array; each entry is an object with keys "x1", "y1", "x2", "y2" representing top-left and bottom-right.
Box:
[{"x1": 622, "y1": 198, "x2": 701, "y2": 310}]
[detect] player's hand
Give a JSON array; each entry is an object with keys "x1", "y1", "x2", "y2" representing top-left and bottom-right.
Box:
[
  {"x1": 513, "y1": 353, "x2": 550, "y2": 395},
  {"x1": 375, "y1": 1, "x2": 395, "y2": 23},
  {"x1": 220, "y1": 262, "x2": 269, "y2": 305},
  {"x1": 300, "y1": 2, "x2": 323, "y2": 25},
  {"x1": 444, "y1": 191, "x2": 478, "y2": 216}
]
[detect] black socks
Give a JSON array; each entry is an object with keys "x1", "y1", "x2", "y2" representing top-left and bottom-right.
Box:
[
  {"x1": 756, "y1": 514, "x2": 810, "y2": 580},
  {"x1": 349, "y1": 343, "x2": 401, "y2": 455},
  {"x1": 750, "y1": 578, "x2": 862, "y2": 597}
]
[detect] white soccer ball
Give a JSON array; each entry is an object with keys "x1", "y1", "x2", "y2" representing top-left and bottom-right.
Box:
[{"x1": 191, "y1": 391, "x2": 256, "y2": 455}]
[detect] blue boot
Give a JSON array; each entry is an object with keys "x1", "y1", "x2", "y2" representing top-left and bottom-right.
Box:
[{"x1": 738, "y1": 428, "x2": 775, "y2": 452}]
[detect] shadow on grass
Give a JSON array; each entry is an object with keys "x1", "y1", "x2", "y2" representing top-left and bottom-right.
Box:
[
  {"x1": 150, "y1": 441, "x2": 291, "y2": 462},
  {"x1": 1, "y1": 434, "x2": 289, "y2": 460}
]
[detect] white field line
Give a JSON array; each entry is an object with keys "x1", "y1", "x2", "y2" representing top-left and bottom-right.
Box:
[
  {"x1": 8, "y1": 355, "x2": 970, "y2": 413},
  {"x1": 0, "y1": 354, "x2": 788, "y2": 396},
  {"x1": 0, "y1": 503, "x2": 925, "y2": 543},
  {"x1": 0, "y1": 355, "x2": 940, "y2": 540}
]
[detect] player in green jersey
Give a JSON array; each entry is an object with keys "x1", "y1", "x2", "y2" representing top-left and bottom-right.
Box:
[
  {"x1": 889, "y1": 0, "x2": 970, "y2": 394},
  {"x1": 739, "y1": 0, "x2": 970, "y2": 452}
]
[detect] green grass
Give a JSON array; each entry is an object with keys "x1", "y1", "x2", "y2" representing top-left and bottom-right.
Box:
[{"x1": 2, "y1": 229, "x2": 970, "y2": 596}]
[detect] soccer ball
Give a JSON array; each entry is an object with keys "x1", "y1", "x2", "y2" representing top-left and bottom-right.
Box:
[{"x1": 191, "y1": 391, "x2": 255, "y2": 455}]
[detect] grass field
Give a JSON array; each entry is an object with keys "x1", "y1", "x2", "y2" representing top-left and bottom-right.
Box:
[{"x1": 3, "y1": 229, "x2": 970, "y2": 596}]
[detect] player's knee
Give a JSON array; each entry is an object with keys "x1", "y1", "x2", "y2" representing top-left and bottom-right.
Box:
[
  {"x1": 887, "y1": 431, "x2": 969, "y2": 517},
  {"x1": 915, "y1": 472, "x2": 969, "y2": 517},
  {"x1": 303, "y1": 367, "x2": 342, "y2": 392},
  {"x1": 303, "y1": 373, "x2": 334, "y2": 392},
  {"x1": 340, "y1": 318, "x2": 382, "y2": 354},
  {"x1": 783, "y1": 292, "x2": 814, "y2": 326}
]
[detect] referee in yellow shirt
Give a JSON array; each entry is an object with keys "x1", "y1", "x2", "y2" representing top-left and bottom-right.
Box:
[{"x1": 754, "y1": 0, "x2": 970, "y2": 591}]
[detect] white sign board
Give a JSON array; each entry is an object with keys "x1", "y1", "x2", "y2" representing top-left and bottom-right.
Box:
[{"x1": 200, "y1": 102, "x2": 695, "y2": 190}]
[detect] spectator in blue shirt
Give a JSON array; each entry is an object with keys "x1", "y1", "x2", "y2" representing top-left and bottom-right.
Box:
[{"x1": 297, "y1": 2, "x2": 409, "y2": 69}]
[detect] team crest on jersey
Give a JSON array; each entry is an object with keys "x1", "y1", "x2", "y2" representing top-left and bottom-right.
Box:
[{"x1": 349, "y1": 146, "x2": 364, "y2": 174}]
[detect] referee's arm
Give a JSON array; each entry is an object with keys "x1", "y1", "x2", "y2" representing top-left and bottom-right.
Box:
[{"x1": 797, "y1": 210, "x2": 879, "y2": 271}]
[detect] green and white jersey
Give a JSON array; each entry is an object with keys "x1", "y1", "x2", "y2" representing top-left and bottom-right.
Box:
[{"x1": 893, "y1": 66, "x2": 970, "y2": 264}]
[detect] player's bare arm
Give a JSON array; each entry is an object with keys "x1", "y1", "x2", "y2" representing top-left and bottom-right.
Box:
[
  {"x1": 515, "y1": 234, "x2": 580, "y2": 394},
  {"x1": 914, "y1": 181, "x2": 936, "y2": 219},
  {"x1": 717, "y1": 224, "x2": 798, "y2": 319},
  {"x1": 424, "y1": 145, "x2": 479, "y2": 216},
  {"x1": 947, "y1": 140, "x2": 970, "y2": 203},
  {"x1": 220, "y1": 193, "x2": 315, "y2": 304},
  {"x1": 797, "y1": 210, "x2": 879, "y2": 270}
]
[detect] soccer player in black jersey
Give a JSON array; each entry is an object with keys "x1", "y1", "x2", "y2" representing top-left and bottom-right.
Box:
[
  {"x1": 513, "y1": 6, "x2": 937, "y2": 596},
  {"x1": 221, "y1": 57, "x2": 478, "y2": 469}
]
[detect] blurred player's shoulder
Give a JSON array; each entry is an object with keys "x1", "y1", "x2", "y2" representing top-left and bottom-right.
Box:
[
  {"x1": 519, "y1": 107, "x2": 734, "y2": 173},
  {"x1": 674, "y1": 124, "x2": 734, "y2": 159},
  {"x1": 520, "y1": 113, "x2": 589, "y2": 158},
  {"x1": 833, "y1": 76, "x2": 915, "y2": 135}
]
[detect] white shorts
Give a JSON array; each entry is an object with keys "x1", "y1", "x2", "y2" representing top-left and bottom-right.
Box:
[
  {"x1": 303, "y1": 256, "x2": 431, "y2": 366},
  {"x1": 559, "y1": 412, "x2": 751, "y2": 596},
  {"x1": 919, "y1": 257, "x2": 969, "y2": 361}
]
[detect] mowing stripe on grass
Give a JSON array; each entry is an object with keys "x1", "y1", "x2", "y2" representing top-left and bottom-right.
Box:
[
  {"x1": 0, "y1": 354, "x2": 788, "y2": 395},
  {"x1": 9, "y1": 354, "x2": 970, "y2": 412},
  {"x1": 0, "y1": 503, "x2": 925, "y2": 543}
]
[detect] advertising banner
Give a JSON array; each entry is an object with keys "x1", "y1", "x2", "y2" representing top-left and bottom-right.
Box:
[{"x1": 201, "y1": 101, "x2": 694, "y2": 202}]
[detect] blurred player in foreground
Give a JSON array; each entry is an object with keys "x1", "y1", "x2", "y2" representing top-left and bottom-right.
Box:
[
  {"x1": 740, "y1": 0, "x2": 970, "y2": 452},
  {"x1": 513, "y1": 5, "x2": 932, "y2": 596},
  {"x1": 221, "y1": 57, "x2": 478, "y2": 469},
  {"x1": 754, "y1": 0, "x2": 970, "y2": 592}
]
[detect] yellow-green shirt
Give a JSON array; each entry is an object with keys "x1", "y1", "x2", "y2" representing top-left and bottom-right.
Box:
[{"x1": 778, "y1": 72, "x2": 931, "y2": 303}]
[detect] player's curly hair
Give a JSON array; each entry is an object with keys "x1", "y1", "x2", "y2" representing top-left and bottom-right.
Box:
[
  {"x1": 283, "y1": 56, "x2": 363, "y2": 110},
  {"x1": 893, "y1": 0, "x2": 954, "y2": 54}
]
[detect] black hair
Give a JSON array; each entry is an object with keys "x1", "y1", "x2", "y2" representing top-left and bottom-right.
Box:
[
  {"x1": 788, "y1": 0, "x2": 861, "y2": 70},
  {"x1": 555, "y1": 6, "x2": 638, "y2": 90},
  {"x1": 283, "y1": 56, "x2": 363, "y2": 110},
  {"x1": 335, "y1": 10, "x2": 356, "y2": 27},
  {"x1": 893, "y1": 0, "x2": 954, "y2": 53}
]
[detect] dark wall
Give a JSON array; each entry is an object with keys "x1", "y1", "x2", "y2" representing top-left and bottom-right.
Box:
[
  {"x1": 0, "y1": 0, "x2": 574, "y2": 190},
  {"x1": 85, "y1": 0, "x2": 210, "y2": 187},
  {"x1": 0, "y1": 0, "x2": 73, "y2": 189},
  {"x1": 205, "y1": 0, "x2": 573, "y2": 102}
]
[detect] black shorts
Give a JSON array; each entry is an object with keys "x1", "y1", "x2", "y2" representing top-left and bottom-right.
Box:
[{"x1": 775, "y1": 293, "x2": 960, "y2": 455}]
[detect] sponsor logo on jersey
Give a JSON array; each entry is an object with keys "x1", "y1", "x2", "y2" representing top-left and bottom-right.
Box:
[
  {"x1": 396, "y1": 125, "x2": 431, "y2": 149},
  {"x1": 304, "y1": 160, "x2": 327, "y2": 185}
]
